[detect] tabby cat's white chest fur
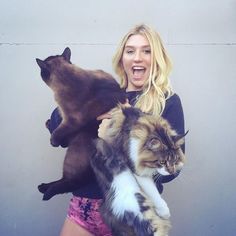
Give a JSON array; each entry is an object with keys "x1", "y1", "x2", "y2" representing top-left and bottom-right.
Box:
[{"x1": 111, "y1": 169, "x2": 144, "y2": 219}]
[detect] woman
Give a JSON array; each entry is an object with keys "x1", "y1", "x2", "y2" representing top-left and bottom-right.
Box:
[{"x1": 57, "y1": 24, "x2": 185, "y2": 236}]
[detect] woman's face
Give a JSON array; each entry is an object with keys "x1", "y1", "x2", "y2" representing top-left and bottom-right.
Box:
[{"x1": 122, "y1": 34, "x2": 151, "y2": 91}]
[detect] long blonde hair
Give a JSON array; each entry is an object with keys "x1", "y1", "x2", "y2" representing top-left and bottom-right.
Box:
[{"x1": 112, "y1": 24, "x2": 173, "y2": 116}]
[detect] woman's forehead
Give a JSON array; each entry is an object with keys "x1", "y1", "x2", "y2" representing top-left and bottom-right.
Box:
[{"x1": 125, "y1": 34, "x2": 150, "y2": 48}]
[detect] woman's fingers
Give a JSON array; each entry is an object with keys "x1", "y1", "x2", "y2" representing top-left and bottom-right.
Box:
[
  {"x1": 97, "y1": 112, "x2": 112, "y2": 121},
  {"x1": 98, "y1": 118, "x2": 112, "y2": 139}
]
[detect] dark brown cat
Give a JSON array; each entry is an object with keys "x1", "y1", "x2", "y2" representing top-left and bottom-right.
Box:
[{"x1": 36, "y1": 47, "x2": 126, "y2": 200}]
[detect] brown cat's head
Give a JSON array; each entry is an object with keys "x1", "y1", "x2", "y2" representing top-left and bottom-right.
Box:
[{"x1": 36, "y1": 47, "x2": 71, "y2": 87}]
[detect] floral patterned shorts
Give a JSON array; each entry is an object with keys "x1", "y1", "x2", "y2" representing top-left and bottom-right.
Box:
[{"x1": 67, "y1": 196, "x2": 112, "y2": 236}]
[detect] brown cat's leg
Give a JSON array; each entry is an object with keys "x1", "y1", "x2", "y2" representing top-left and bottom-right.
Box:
[
  {"x1": 38, "y1": 178, "x2": 82, "y2": 200},
  {"x1": 50, "y1": 123, "x2": 78, "y2": 147},
  {"x1": 62, "y1": 136, "x2": 95, "y2": 179},
  {"x1": 50, "y1": 112, "x2": 89, "y2": 147},
  {"x1": 38, "y1": 133, "x2": 96, "y2": 200}
]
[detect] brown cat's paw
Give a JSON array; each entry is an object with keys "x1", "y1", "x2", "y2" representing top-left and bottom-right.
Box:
[
  {"x1": 38, "y1": 183, "x2": 49, "y2": 193},
  {"x1": 50, "y1": 133, "x2": 68, "y2": 147},
  {"x1": 38, "y1": 183, "x2": 55, "y2": 200},
  {"x1": 50, "y1": 136, "x2": 60, "y2": 147}
]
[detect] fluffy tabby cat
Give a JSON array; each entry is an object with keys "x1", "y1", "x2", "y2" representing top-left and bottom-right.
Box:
[
  {"x1": 36, "y1": 47, "x2": 126, "y2": 200},
  {"x1": 90, "y1": 106, "x2": 187, "y2": 236}
]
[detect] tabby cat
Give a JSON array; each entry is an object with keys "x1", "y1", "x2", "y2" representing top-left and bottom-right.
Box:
[
  {"x1": 36, "y1": 47, "x2": 126, "y2": 200},
  {"x1": 90, "y1": 106, "x2": 187, "y2": 236}
]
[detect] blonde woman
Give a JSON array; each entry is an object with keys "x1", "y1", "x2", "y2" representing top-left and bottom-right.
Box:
[
  {"x1": 48, "y1": 24, "x2": 185, "y2": 236},
  {"x1": 112, "y1": 23, "x2": 185, "y2": 193}
]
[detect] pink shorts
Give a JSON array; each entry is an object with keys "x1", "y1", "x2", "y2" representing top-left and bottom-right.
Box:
[{"x1": 67, "y1": 196, "x2": 112, "y2": 236}]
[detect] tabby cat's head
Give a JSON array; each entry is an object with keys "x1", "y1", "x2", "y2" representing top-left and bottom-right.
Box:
[
  {"x1": 104, "y1": 106, "x2": 187, "y2": 177},
  {"x1": 129, "y1": 111, "x2": 187, "y2": 176}
]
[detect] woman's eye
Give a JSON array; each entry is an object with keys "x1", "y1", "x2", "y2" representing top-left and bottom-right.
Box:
[
  {"x1": 126, "y1": 50, "x2": 134, "y2": 54},
  {"x1": 143, "y1": 49, "x2": 151, "y2": 54}
]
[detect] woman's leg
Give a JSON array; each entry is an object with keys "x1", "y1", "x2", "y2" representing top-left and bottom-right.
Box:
[
  {"x1": 61, "y1": 196, "x2": 112, "y2": 236},
  {"x1": 60, "y1": 217, "x2": 93, "y2": 236}
]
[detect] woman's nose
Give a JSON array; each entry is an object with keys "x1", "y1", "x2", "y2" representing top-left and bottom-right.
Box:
[{"x1": 134, "y1": 51, "x2": 142, "y2": 61}]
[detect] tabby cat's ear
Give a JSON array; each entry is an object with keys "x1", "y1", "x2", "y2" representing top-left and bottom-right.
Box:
[
  {"x1": 36, "y1": 58, "x2": 47, "y2": 69},
  {"x1": 174, "y1": 130, "x2": 189, "y2": 146},
  {"x1": 62, "y1": 47, "x2": 71, "y2": 62}
]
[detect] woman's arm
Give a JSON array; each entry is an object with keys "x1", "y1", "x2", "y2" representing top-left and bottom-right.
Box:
[
  {"x1": 46, "y1": 108, "x2": 62, "y2": 133},
  {"x1": 154, "y1": 93, "x2": 186, "y2": 192},
  {"x1": 162, "y1": 93, "x2": 185, "y2": 152},
  {"x1": 46, "y1": 108, "x2": 68, "y2": 147}
]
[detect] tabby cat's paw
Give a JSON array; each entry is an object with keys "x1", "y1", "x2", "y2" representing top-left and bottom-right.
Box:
[{"x1": 156, "y1": 204, "x2": 171, "y2": 219}]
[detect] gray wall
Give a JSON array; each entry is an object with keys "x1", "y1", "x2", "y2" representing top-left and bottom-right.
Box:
[{"x1": 0, "y1": 0, "x2": 235, "y2": 235}]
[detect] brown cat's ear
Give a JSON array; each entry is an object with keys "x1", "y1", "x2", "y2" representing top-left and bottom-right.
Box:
[
  {"x1": 62, "y1": 47, "x2": 71, "y2": 62},
  {"x1": 36, "y1": 58, "x2": 47, "y2": 69}
]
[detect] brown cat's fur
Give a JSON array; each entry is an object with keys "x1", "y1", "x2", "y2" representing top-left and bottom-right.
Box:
[{"x1": 36, "y1": 47, "x2": 126, "y2": 200}]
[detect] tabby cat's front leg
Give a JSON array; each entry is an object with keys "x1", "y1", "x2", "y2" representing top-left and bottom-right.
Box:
[{"x1": 135, "y1": 175, "x2": 170, "y2": 219}]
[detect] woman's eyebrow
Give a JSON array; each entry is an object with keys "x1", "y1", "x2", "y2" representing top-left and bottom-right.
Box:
[
  {"x1": 125, "y1": 45, "x2": 150, "y2": 48},
  {"x1": 124, "y1": 45, "x2": 134, "y2": 48}
]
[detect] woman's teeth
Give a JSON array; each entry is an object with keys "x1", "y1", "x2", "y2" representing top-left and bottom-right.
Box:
[{"x1": 133, "y1": 66, "x2": 145, "y2": 75}]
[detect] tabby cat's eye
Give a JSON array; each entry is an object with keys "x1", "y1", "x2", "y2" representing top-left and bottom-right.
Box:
[{"x1": 160, "y1": 160, "x2": 166, "y2": 165}]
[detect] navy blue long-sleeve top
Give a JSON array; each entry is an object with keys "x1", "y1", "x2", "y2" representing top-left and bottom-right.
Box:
[{"x1": 47, "y1": 91, "x2": 185, "y2": 198}]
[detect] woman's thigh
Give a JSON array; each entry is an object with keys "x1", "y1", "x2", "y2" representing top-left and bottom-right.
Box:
[{"x1": 60, "y1": 217, "x2": 94, "y2": 236}]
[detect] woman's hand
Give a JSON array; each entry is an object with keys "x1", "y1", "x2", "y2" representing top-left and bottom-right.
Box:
[
  {"x1": 97, "y1": 112, "x2": 113, "y2": 139},
  {"x1": 96, "y1": 111, "x2": 112, "y2": 121},
  {"x1": 97, "y1": 100, "x2": 130, "y2": 138}
]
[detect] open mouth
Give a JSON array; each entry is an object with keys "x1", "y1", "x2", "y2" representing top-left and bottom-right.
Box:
[{"x1": 132, "y1": 66, "x2": 146, "y2": 77}]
